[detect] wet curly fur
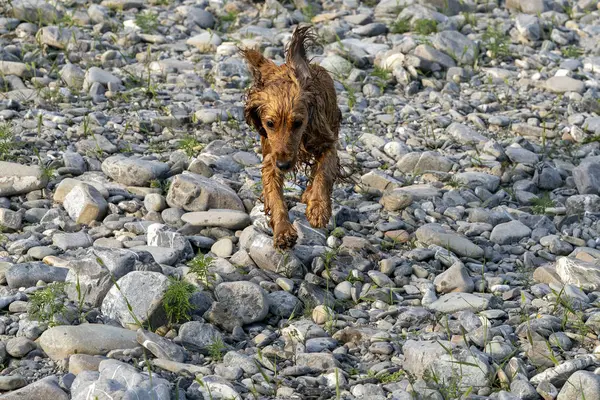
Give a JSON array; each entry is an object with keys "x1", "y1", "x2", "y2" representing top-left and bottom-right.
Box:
[{"x1": 241, "y1": 25, "x2": 343, "y2": 250}]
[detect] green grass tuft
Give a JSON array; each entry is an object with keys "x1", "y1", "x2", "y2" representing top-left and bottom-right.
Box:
[
  {"x1": 28, "y1": 282, "x2": 67, "y2": 326},
  {"x1": 163, "y1": 277, "x2": 197, "y2": 324},
  {"x1": 135, "y1": 12, "x2": 159, "y2": 34},
  {"x1": 414, "y1": 19, "x2": 438, "y2": 35}
]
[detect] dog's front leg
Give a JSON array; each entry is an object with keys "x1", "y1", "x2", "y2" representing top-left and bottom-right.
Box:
[
  {"x1": 305, "y1": 146, "x2": 338, "y2": 228},
  {"x1": 262, "y1": 151, "x2": 298, "y2": 249}
]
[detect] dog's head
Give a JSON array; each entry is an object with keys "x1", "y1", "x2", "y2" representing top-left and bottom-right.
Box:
[{"x1": 241, "y1": 26, "x2": 316, "y2": 172}]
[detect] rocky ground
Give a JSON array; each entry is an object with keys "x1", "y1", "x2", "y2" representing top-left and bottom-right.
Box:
[{"x1": 1, "y1": 0, "x2": 600, "y2": 399}]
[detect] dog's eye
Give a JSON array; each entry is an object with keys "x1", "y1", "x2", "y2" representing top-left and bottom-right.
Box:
[
  {"x1": 292, "y1": 120, "x2": 303, "y2": 129},
  {"x1": 266, "y1": 120, "x2": 275, "y2": 129}
]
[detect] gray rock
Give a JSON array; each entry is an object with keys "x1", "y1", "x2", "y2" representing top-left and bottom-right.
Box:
[
  {"x1": 380, "y1": 190, "x2": 413, "y2": 211},
  {"x1": 490, "y1": 220, "x2": 532, "y2": 245},
  {"x1": 320, "y1": 55, "x2": 353, "y2": 75},
  {"x1": 39, "y1": 324, "x2": 137, "y2": 361},
  {"x1": 557, "y1": 371, "x2": 600, "y2": 400},
  {"x1": 210, "y1": 281, "x2": 269, "y2": 326},
  {"x1": 416, "y1": 223, "x2": 484, "y2": 258},
  {"x1": 63, "y1": 184, "x2": 107, "y2": 225},
  {"x1": 431, "y1": 31, "x2": 478, "y2": 66},
  {"x1": 136, "y1": 328, "x2": 185, "y2": 363},
  {"x1": 573, "y1": 156, "x2": 600, "y2": 195},
  {"x1": 101, "y1": 155, "x2": 169, "y2": 187},
  {"x1": 11, "y1": 0, "x2": 63, "y2": 25},
  {"x1": 506, "y1": 144, "x2": 539, "y2": 164},
  {"x1": 446, "y1": 122, "x2": 487, "y2": 144},
  {"x1": 515, "y1": 14, "x2": 541, "y2": 41},
  {"x1": 565, "y1": 194, "x2": 600, "y2": 215},
  {"x1": 64, "y1": 254, "x2": 128, "y2": 308},
  {"x1": 240, "y1": 226, "x2": 305, "y2": 278},
  {"x1": 430, "y1": 348, "x2": 492, "y2": 391},
  {"x1": 0, "y1": 161, "x2": 48, "y2": 196},
  {"x1": 433, "y1": 261, "x2": 474, "y2": 293},
  {"x1": 131, "y1": 246, "x2": 180, "y2": 266},
  {"x1": 267, "y1": 291, "x2": 302, "y2": 318},
  {"x1": 143, "y1": 193, "x2": 166, "y2": 212},
  {"x1": 188, "y1": 7, "x2": 215, "y2": 28},
  {"x1": 71, "y1": 359, "x2": 170, "y2": 400},
  {"x1": 181, "y1": 209, "x2": 251, "y2": 230},
  {"x1": 295, "y1": 353, "x2": 339, "y2": 372},
  {"x1": 428, "y1": 292, "x2": 492, "y2": 313},
  {"x1": 189, "y1": 375, "x2": 240, "y2": 400},
  {"x1": 53, "y1": 231, "x2": 94, "y2": 251},
  {"x1": 6, "y1": 262, "x2": 68, "y2": 288},
  {"x1": 555, "y1": 257, "x2": 600, "y2": 292},
  {"x1": 147, "y1": 223, "x2": 194, "y2": 262},
  {"x1": 0, "y1": 208, "x2": 22, "y2": 231},
  {"x1": 454, "y1": 172, "x2": 500, "y2": 192},
  {"x1": 101, "y1": 271, "x2": 169, "y2": 330},
  {"x1": 396, "y1": 151, "x2": 453, "y2": 174},
  {"x1": 0, "y1": 376, "x2": 68, "y2": 400},
  {"x1": 402, "y1": 340, "x2": 452, "y2": 379},
  {"x1": 545, "y1": 76, "x2": 585, "y2": 94},
  {"x1": 530, "y1": 355, "x2": 597, "y2": 386},
  {"x1": 83, "y1": 67, "x2": 122, "y2": 91},
  {"x1": 414, "y1": 44, "x2": 456, "y2": 69},
  {"x1": 506, "y1": 0, "x2": 547, "y2": 14},
  {"x1": 177, "y1": 321, "x2": 223, "y2": 353},
  {"x1": 166, "y1": 172, "x2": 244, "y2": 212},
  {"x1": 59, "y1": 64, "x2": 85, "y2": 90},
  {"x1": 186, "y1": 31, "x2": 222, "y2": 52},
  {"x1": 39, "y1": 26, "x2": 79, "y2": 49},
  {"x1": 6, "y1": 337, "x2": 36, "y2": 358},
  {"x1": 0, "y1": 375, "x2": 27, "y2": 391}
]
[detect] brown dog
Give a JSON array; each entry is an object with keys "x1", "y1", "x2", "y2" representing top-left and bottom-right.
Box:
[{"x1": 241, "y1": 25, "x2": 342, "y2": 250}]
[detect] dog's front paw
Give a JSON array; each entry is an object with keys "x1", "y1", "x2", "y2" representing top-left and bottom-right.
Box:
[
  {"x1": 306, "y1": 200, "x2": 331, "y2": 228},
  {"x1": 273, "y1": 223, "x2": 298, "y2": 250}
]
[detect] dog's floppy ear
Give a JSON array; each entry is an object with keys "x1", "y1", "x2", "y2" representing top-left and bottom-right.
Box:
[
  {"x1": 244, "y1": 102, "x2": 267, "y2": 137},
  {"x1": 286, "y1": 25, "x2": 315, "y2": 86},
  {"x1": 240, "y1": 48, "x2": 268, "y2": 86}
]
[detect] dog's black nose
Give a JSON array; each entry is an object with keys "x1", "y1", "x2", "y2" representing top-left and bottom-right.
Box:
[{"x1": 276, "y1": 160, "x2": 292, "y2": 170}]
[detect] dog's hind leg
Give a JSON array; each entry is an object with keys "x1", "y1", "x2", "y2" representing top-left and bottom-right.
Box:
[
  {"x1": 262, "y1": 146, "x2": 298, "y2": 249},
  {"x1": 305, "y1": 146, "x2": 338, "y2": 229}
]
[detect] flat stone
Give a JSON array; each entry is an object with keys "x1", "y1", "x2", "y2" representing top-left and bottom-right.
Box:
[
  {"x1": 454, "y1": 172, "x2": 500, "y2": 192},
  {"x1": 555, "y1": 257, "x2": 600, "y2": 292},
  {"x1": 39, "y1": 324, "x2": 138, "y2": 361},
  {"x1": 428, "y1": 292, "x2": 492, "y2": 313},
  {"x1": 0, "y1": 161, "x2": 48, "y2": 197},
  {"x1": 0, "y1": 376, "x2": 68, "y2": 400},
  {"x1": 5, "y1": 262, "x2": 68, "y2": 288},
  {"x1": 0, "y1": 375, "x2": 27, "y2": 391},
  {"x1": 416, "y1": 223, "x2": 484, "y2": 258},
  {"x1": 101, "y1": 155, "x2": 169, "y2": 187},
  {"x1": 181, "y1": 209, "x2": 251, "y2": 230},
  {"x1": 490, "y1": 220, "x2": 532, "y2": 245},
  {"x1": 166, "y1": 172, "x2": 244, "y2": 212},
  {"x1": 446, "y1": 122, "x2": 487, "y2": 144},
  {"x1": 545, "y1": 76, "x2": 585, "y2": 94}
]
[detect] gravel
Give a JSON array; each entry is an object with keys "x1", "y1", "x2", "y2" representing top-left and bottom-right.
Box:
[{"x1": 1, "y1": 0, "x2": 600, "y2": 398}]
